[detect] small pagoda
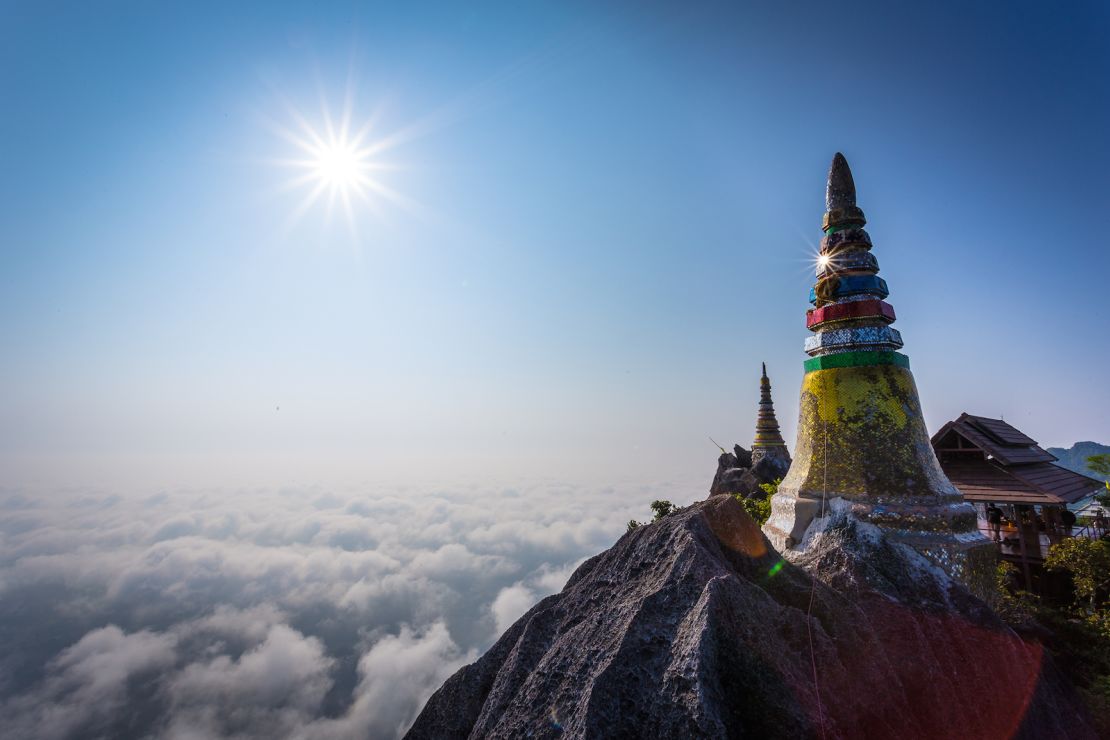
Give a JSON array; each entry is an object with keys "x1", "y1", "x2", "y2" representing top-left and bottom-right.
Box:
[
  {"x1": 709, "y1": 364, "x2": 791, "y2": 496},
  {"x1": 750, "y1": 363, "x2": 791, "y2": 472}
]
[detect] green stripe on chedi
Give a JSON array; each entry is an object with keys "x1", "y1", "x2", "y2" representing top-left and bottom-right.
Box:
[{"x1": 803, "y1": 350, "x2": 909, "y2": 373}]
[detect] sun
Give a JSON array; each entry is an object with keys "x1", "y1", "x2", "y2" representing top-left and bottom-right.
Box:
[
  {"x1": 313, "y1": 139, "x2": 365, "y2": 192},
  {"x1": 285, "y1": 119, "x2": 385, "y2": 218},
  {"x1": 266, "y1": 92, "x2": 417, "y2": 241}
]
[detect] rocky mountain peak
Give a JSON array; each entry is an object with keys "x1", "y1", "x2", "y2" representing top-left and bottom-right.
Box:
[{"x1": 407, "y1": 496, "x2": 1093, "y2": 739}]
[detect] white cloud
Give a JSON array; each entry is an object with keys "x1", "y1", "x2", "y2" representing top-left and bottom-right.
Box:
[
  {"x1": 0, "y1": 480, "x2": 698, "y2": 738},
  {"x1": 305, "y1": 622, "x2": 475, "y2": 740},
  {"x1": 164, "y1": 624, "x2": 334, "y2": 738},
  {"x1": 1, "y1": 625, "x2": 177, "y2": 740},
  {"x1": 490, "y1": 584, "x2": 538, "y2": 633}
]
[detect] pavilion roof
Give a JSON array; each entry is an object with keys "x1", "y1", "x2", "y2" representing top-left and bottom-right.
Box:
[
  {"x1": 932, "y1": 413, "x2": 1103, "y2": 506},
  {"x1": 931, "y1": 413, "x2": 1056, "y2": 465},
  {"x1": 941, "y1": 458, "x2": 1099, "y2": 505}
]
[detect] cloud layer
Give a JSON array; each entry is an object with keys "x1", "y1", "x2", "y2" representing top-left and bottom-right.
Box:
[{"x1": 0, "y1": 479, "x2": 696, "y2": 739}]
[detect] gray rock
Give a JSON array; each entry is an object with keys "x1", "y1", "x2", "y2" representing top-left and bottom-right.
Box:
[
  {"x1": 710, "y1": 466, "x2": 760, "y2": 498},
  {"x1": 406, "y1": 496, "x2": 1094, "y2": 740},
  {"x1": 710, "y1": 442, "x2": 784, "y2": 498},
  {"x1": 710, "y1": 443, "x2": 790, "y2": 501},
  {"x1": 751, "y1": 454, "x2": 790, "y2": 485}
]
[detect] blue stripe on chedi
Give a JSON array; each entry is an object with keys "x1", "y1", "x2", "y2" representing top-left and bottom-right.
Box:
[{"x1": 808, "y1": 275, "x2": 889, "y2": 305}]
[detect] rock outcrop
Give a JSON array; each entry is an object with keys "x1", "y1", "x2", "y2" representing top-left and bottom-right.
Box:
[
  {"x1": 710, "y1": 444, "x2": 789, "y2": 498},
  {"x1": 407, "y1": 496, "x2": 1094, "y2": 740}
]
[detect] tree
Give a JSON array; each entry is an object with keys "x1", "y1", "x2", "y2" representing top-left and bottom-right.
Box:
[
  {"x1": 1046, "y1": 537, "x2": 1110, "y2": 610},
  {"x1": 650, "y1": 500, "x2": 677, "y2": 521},
  {"x1": 1089, "y1": 454, "x2": 1110, "y2": 480},
  {"x1": 1089, "y1": 454, "x2": 1110, "y2": 509},
  {"x1": 626, "y1": 500, "x2": 679, "y2": 533}
]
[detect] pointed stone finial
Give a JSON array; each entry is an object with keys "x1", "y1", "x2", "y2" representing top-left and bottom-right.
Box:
[
  {"x1": 822, "y1": 152, "x2": 865, "y2": 232},
  {"x1": 761, "y1": 361, "x2": 767, "y2": 379},
  {"x1": 825, "y1": 152, "x2": 856, "y2": 211}
]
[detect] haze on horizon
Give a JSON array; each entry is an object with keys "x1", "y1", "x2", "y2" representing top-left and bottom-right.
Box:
[{"x1": 2, "y1": 1, "x2": 1108, "y2": 493}]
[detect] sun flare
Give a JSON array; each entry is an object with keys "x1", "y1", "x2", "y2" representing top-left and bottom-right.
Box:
[
  {"x1": 268, "y1": 92, "x2": 418, "y2": 241},
  {"x1": 288, "y1": 123, "x2": 384, "y2": 212},
  {"x1": 313, "y1": 140, "x2": 364, "y2": 191}
]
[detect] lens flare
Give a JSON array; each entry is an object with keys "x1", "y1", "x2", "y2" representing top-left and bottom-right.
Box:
[
  {"x1": 313, "y1": 140, "x2": 363, "y2": 190},
  {"x1": 265, "y1": 85, "x2": 421, "y2": 244}
]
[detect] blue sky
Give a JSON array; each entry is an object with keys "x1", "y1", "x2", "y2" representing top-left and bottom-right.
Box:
[{"x1": 2, "y1": 0, "x2": 1108, "y2": 490}]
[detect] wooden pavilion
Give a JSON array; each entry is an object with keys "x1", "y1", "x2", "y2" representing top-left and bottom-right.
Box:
[{"x1": 931, "y1": 412, "x2": 1104, "y2": 593}]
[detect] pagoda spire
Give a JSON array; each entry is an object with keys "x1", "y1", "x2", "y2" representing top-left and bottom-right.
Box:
[
  {"x1": 806, "y1": 153, "x2": 902, "y2": 362},
  {"x1": 762, "y1": 154, "x2": 994, "y2": 597},
  {"x1": 751, "y1": 363, "x2": 789, "y2": 466}
]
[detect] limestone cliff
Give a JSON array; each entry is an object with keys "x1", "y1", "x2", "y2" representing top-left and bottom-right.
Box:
[{"x1": 406, "y1": 496, "x2": 1093, "y2": 739}]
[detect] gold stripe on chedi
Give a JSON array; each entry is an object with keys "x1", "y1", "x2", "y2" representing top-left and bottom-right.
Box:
[{"x1": 762, "y1": 154, "x2": 994, "y2": 596}]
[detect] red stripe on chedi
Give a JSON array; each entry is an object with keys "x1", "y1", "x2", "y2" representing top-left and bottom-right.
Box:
[{"x1": 806, "y1": 299, "x2": 896, "y2": 329}]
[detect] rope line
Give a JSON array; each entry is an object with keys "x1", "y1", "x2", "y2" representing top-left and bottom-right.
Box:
[{"x1": 805, "y1": 425, "x2": 828, "y2": 740}]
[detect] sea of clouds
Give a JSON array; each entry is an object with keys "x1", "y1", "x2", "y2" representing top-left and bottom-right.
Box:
[{"x1": 0, "y1": 479, "x2": 696, "y2": 739}]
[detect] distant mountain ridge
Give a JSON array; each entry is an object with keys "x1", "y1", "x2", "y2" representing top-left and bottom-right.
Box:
[{"x1": 1046, "y1": 441, "x2": 1110, "y2": 479}]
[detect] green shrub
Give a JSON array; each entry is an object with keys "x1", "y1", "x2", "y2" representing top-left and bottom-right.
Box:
[
  {"x1": 650, "y1": 500, "x2": 677, "y2": 521},
  {"x1": 734, "y1": 479, "x2": 778, "y2": 527}
]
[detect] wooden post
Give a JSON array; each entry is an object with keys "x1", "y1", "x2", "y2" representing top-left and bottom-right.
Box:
[{"x1": 1015, "y1": 505, "x2": 1033, "y2": 593}]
